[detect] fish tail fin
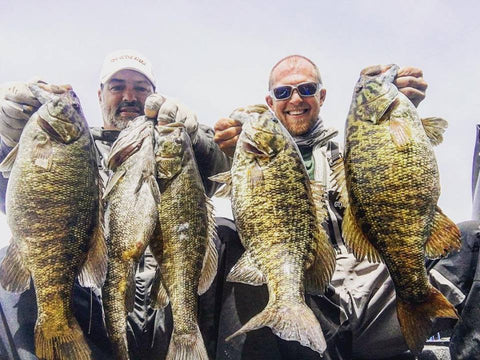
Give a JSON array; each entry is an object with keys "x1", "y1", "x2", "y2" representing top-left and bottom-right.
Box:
[
  {"x1": 226, "y1": 300, "x2": 326, "y2": 355},
  {"x1": 35, "y1": 318, "x2": 92, "y2": 360},
  {"x1": 166, "y1": 325, "x2": 209, "y2": 360},
  {"x1": 397, "y1": 286, "x2": 458, "y2": 356}
]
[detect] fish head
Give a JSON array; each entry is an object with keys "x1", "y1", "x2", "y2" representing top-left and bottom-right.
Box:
[
  {"x1": 240, "y1": 111, "x2": 287, "y2": 159},
  {"x1": 30, "y1": 84, "x2": 86, "y2": 144},
  {"x1": 154, "y1": 123, "x2": 187, "y2": 179},
  {"x1": 350, "y1": 64, "x2": 399, "y2": 124}
]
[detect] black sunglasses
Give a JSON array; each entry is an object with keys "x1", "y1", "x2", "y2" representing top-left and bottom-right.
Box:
[{"x1": 270, "y1": 82, "x2": 321, "y2": 101}]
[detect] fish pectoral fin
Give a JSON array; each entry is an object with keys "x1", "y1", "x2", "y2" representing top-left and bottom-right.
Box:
[
  {"x1": 31, "y1": 136, "x2": 53, "y2": 170},
  {"x1": 209, "y1": 171, "x2": 233, "y2": 197},
  {"x1": 0, "y1": 237, "x2": 31, "y2": 293},
  {"x1": 342, "y1": 206, "x2": 383, "y2": 263},
  {"x1": 103, "y1": 168, "x2": 126, "y2": 200},
  {"x1": 421, "y1": 117, "x2": 448, "y2": 146},
  {"x1": 227, "y1": 251, "x2": 266, "y2": 286},
  {"x1": 425, "y1": 206, "x2": 461, "y2": 259},
  {"x1": 248, "y1": 161, "x2": 264, "y2": 187},
  {"x1": 0, "y1": 144, "x2": 19, "y2": 177},
  {"x1": 78, "y1": 219, "x2": 108, "y2": 288},
  {"x1": 329, "y1": 156, "x2": 349, "y2": 209},
  {"x1": 198, "y1": 237, "x2": 219, "y2": 295},
  {"x1": 389, "y1": 116, "x2": 412, "y2": 149},
  {"x1": 305, "y1": 230, "x2": 336, "y2": 295},
  {"x1": 397, "y1": 286, "x2": 458, "y2": 356},
  {"x1": 149, "y1": 268, "x2": 169, "y2": 309},
  {"x1": 198, "y1": 196, "x2": 219, "y2": 295}
]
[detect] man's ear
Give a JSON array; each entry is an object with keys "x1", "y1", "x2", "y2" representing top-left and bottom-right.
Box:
[
  {"x1": 98, "y1": 88, "x2": 102, "y2": 104},
  {"x1": 265, "y1": 94, "x2": 273, "y2": 109},
  {"x1": 319, "y1": 88, "x2": 327, "y2": 107}
]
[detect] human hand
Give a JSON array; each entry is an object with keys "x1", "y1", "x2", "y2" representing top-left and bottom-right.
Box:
[
  {"x1": 395, "y1": 67, "x2": 428, "y2": 108},
  {"x1": 145, "y1": 94, "x2": 198, "y2": 141},
  {"x1": 0, "y1": 80, "x2": 70, "y2": 147},
  {"x1": 213, "y1": 117, "x2": 243, "y2": 158}
]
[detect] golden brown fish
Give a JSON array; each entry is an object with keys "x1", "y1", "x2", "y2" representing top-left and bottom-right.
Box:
[
  {"x1": 102, "y1": 116, "x2": 160, "y2": 360},
  {"x1": 0, "y1": 85, "x2": 106, "y2": 360},
  {"x1": 211, "y1": 105, "x2": 336, "y2": 355},
  {"x1": 149, "y1": 123, "x2": 217, "y2": 360},
  {"x1": 342, "y1": 64, "x2": 460, "y2": 355}
]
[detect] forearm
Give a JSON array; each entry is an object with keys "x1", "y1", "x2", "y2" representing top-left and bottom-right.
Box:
[{"x1": 193, "y1": 124, "x2": 232, "y2": 197}]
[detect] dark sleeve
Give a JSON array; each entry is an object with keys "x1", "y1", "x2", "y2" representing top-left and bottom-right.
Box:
[
  {"x1": 193, "y1": 124, "x2": 232, "y2": 197},
  {"x1": 0, "y1": 140, "x2": 13, "y2": 214}
]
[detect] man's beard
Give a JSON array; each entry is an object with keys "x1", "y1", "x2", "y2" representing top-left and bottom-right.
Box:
[
  {"x1": 282, "y1": 117, "x2": 316, "y2": 136},
  {"x1": 103, "y1": 100, "x2": 143, "y2": 130}
]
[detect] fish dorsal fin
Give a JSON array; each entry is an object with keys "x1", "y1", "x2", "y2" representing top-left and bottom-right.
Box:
[
  {"x1": 310, "y1": 180, "x2": 328, "y2": 222},
  {"x1": 0, "y1": 144, "x2": 19, "y2": 177},
  {"x1": 77, "y1": 213, "x2": 107, "y2": 288},
  {"x1": 425, "y1": 206, "x2": 461, "y2": 259},
  {"x1": 198, "y1": 196, "x2": 219, "y2": 295},
  {"x1": 421, "y1": 117, "x2": 448, "y2": 146},
  {"x1": 209, "y1": 171, "x2": 233, "y2": 198},
  {"x1": 306, "y1": 180, "x2": 336, "y2": 294},
  {"x1": 389, "y1": 116, "x2": 412, "y2": 149},
  {"x1": 330, "y1": 155, "x2": 349, "y2": 209},
  {"x1": 103, "y1": 168, "x2": 127, "y2": 200},
  {"x1": 149, "y1": 268, "x2": 170, "y2": 309},
  {"x1": 227, "y1": 251, "x2": 266, "y2": 286},
  {"x1": 0, "y1": 238, "x2": 31, "y2": 293},
  {"x1": 342, "y1": 205, "x2": 383, "y2": 263},
  {"x1": 305, "y1": 225, "x2": 336, "y2": 295}
]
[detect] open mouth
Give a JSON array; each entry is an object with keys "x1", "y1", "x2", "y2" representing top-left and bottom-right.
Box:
[{"x1": 285, "y1": 108, "x2": 309, "y2": 116}]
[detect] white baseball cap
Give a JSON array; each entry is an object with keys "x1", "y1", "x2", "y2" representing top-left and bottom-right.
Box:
[{"x1": 99, "y1": 49, "x2": 156, "y2": 89}]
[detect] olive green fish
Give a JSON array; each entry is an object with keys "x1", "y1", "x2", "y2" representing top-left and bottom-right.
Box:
[
  {"x1": 149, "y1": 123, "x2": 217, "y2": 360},
  {"x1": 0, "y1": 85, "x2": 106, "y2": 360},
  {"x1": 102, "y1": 116, "x2": 160, "y2": 360},
  {"x1": 210, "y1": 105, "x2": 336, "y2": 355},
  {"x1": 342, "y1": 64, "x2": 460, "y2": 355}
]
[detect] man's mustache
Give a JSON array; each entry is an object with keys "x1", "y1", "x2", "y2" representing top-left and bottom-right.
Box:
[{"x1": 115, "y1": 100, "x2": 143, "y2": 115}]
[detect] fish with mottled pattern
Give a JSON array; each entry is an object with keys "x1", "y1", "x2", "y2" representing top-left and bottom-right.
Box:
[
  {"x1": 210, "y1": 105, "x2": 336, "y2": 355},
  {"x1": 102, "y1": 116, "x2": 160, "y2": 360},
  {"x1": 342, "y1": 64, "x2": 460, "y2": 355},
  {"x1": 0, "y1": 85, "x2": 106, "y2": 360},
  {"x1": 149, "y1": 123, "x2": 218, "y2": 360}
]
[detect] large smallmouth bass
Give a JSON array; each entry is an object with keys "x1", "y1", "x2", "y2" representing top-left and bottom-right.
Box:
[
  {"x1": 0, "y1": 85, "x2": 106, "y2": 360},
  {"x1": 342, "y1": 64, "x2": 460, "y2": 355},
  {"x1": 149, "y1": 123, "x2": 218, "y2": 360},
  {"x1": 211, "y1": 105, "x2": 336, "y2": 355},
  {"x1": 102, "y1": 116, "x2": 160, "y2": 360}
]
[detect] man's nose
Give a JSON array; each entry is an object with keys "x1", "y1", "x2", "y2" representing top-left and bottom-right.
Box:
[
  {"x1": 289, "y1": 89, "x2": 303, "y2": 104},
  {"x1": 122, "y1": 87, "x2": 136, "y2": 102}
]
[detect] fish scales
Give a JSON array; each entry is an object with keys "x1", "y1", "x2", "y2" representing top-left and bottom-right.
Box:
[
  {"x1": 343, "y1": 65, "x2": 460, "y2": 355},
  {"x1": 103, "y1": 117, "x2": 159, "y2": 360},
  {"x1": 211, "y1": 106, "x2": 336, "y2": 355},
  {"x1": 0, "y1": 87, "x2": 105, "y2": 360},
  {"x1": 150, "y1": 123, "x2": 217, "y2": 360}
]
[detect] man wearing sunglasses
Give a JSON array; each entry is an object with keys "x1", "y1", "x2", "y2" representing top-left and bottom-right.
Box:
[{"x1": 213, "y1": 55, "x2": 477, "y2": 359}]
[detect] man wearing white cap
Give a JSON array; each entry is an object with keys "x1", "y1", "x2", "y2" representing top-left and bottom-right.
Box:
[{"x1": 0, "y1": 49, "x2": 230, "y2": 359}]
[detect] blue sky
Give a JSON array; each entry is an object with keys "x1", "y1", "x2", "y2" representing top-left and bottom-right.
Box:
[{"x1": 0, "y1": 0, "x2": 479, "y2": 245}]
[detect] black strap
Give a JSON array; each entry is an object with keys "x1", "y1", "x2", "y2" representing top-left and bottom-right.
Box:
[{"x1": 327, "y1": 141, "x2": 340, "y2": 166}]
